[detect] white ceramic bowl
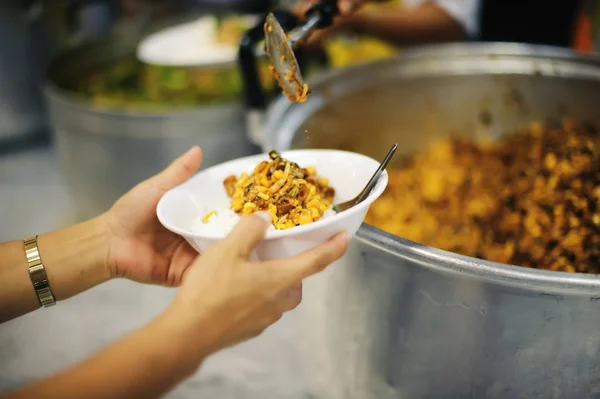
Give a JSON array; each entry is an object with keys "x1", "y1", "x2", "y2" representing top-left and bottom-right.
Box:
[{"x1": 156, "y1": 149, "x2": 388, "y2": 260}]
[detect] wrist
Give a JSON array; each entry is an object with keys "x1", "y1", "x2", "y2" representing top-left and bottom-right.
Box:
[
  {"x1": 156, "y1": 305, "x2": 214, "y2": 372},
  {"x1": 79, "y1": 215, "x2": 113, "y2": 284},
  {"x1": 95, "y1": 213, "x2": 115, "y2": 280},
  {"x1": 37, "y1": 216, "x2": 112, "y2": 301}
]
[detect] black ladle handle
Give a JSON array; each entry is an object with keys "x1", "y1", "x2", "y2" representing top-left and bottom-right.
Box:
[
  {"x1": 305, "y1": 0, "x2": 339, "y2": 28},
  {"x1": 354, "y1": 144, "x2": 398, "y2": 206}
]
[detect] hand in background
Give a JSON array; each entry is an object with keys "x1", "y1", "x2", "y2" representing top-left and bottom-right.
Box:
[
  {"x1": 292, "y1": 0, "x2": 388, "y2": 16},
  {"x1": 291, "y1": 0, "x2": 391, "y2": 48},
  {"x1": 337, "y1": 0, "x2": 390, "y2": 14},
  {"x1": 103, "y1": 146, "x2": 203, "y2": 286}
]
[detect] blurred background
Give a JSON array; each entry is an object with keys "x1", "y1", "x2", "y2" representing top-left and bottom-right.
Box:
[
  {"x1": 2, "y1": 0, "x2": 600, "y2": 398},
  {"x1": 0, "y1": 0, "x2": 401, "y2": 225},
  {"x1": 0, "y1": 1, "x2": 400, "y2": 398}
]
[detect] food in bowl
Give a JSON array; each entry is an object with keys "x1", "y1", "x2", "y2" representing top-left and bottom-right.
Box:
[
  {"x1": 366, "y1": 119, "x2": 600, "y2": 274},
  {"x1": 157, "y1": 150, "x2": 387, "y2": 260},
  {"x1": 205, "y1": 150, "x2": 336, "y2": 230},
  {"x1": 77, "y1": 56, "x2": 275, "y2": 109}
]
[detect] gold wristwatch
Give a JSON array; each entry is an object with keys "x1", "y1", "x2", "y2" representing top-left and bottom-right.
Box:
[{"x1": 24, "y1": 236, "x2": 56, "y2": 307}]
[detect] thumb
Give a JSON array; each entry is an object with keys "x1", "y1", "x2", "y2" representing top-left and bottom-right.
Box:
[
  {"x1": 269, "y1": 231, "x2": 351, "y2": 287},
  {"x1": 223, "y1": 212, "x2": 272, "y2": 259},
  {"x1": 150, "y1": 146, "x2": 203, "y2": 192}
]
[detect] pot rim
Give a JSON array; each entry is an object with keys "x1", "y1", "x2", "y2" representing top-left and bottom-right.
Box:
[
  {"x1": 265, "y1": 41, "x2": 600, "y2": 292},
  {"x1": 43, "y1": 82, "x2": 242, "y2": 119},
  {"x1": 265, "y1": 42, "x2": 600, "y2": 139},
  {"x1": 356, "y1": 224, "x2": 600, "y2": 295}
]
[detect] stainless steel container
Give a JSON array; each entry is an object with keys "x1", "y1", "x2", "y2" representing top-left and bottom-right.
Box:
[
  {"x1": 0, "y1": 2, "x2": 52, "y2": 145},
  {"x1": 45, "y1": 30, "x2": 259, "y2": 220},
  {"x1": 263, "y1": 43, "x2": 600, "y2": 398}
]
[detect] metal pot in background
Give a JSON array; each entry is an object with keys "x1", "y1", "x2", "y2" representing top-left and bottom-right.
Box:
[
  {"x1": 0, "y1": 1, "x2": 53, "y2": 149},
  {"x1": 262, "y1": 43, "x2": 600, "y2": 398},
  {"x1": 0, "y1": 0, "x2": 133, "y2": 150},
  {"x1": 44, "y1": 17, "x2": 260, "y2": 220}
]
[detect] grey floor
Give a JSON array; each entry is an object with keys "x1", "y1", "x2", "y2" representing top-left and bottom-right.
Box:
[{"x1": 0, "y1": 145, "x2": 312, "y2": 398}]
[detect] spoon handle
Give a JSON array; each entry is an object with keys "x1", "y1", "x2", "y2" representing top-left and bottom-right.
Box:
[{"x1": 354, "y1": 144, "x2": 398, "y2": 206}]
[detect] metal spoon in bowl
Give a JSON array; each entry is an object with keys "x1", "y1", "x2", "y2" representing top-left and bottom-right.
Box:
[{"x1": 332, "y1": 144, "x2": 398, "y2": 213}]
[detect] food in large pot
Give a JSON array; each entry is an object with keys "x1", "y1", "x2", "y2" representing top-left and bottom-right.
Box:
[
  {"x1": 366, "y1": 119, "x2": 600, "y2": 273},
  {"x1": 263, "y1": 43, "x2": 600, "y2": 398}
]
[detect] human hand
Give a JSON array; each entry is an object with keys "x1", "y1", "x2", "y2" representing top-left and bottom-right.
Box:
[
  {"x1": 291, "y1": 0, "x2": 390, "y2": 48},
  {"x1": 165, "y1": 211, "x2": 350, "y2": 357},
  {"x1": 337, "y1": 0, "x2": 389, "y2": 14},
  {"x1": 293, "y1": 0, "x2": 389, "y2": 16},
  {"x1": 102, "y1": 146, "x2": 203, "y2": 286}
]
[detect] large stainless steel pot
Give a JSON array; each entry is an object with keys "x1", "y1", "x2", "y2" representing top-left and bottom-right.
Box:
[
  {"x1": 45, "y1": 26, "x2": 260, "y2": 220},
  {"x1": 263, "y1": 43, "x2": 600, "y2": 398}
]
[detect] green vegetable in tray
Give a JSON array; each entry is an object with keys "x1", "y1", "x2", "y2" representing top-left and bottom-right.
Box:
[
  {"x1": 76, "y1": 56, "x2": 277, "y2": 110},
  {"x1": 74, "y1": 15, "x2": 269, "y2": 110}
]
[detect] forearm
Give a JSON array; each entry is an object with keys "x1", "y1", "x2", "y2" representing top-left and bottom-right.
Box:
[
  {"x1": 0, "y1": 216, "x2": 111, "y2": 323},
  {"x1": 2, "y1": 310, "x2": 207, "y2": 399},
  {"x1": 350, "y1": 4, "x2": 468, "y2": 46}
]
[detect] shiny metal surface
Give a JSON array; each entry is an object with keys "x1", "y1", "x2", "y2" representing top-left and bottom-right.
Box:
[
  {"x1": 264, "y1": 42, "x2": 600, "y2": 398},
  {"x1": 44, "y1": 33, "x2": 259, "y2": 220},
  {"x1": 332, "y1": 143, "x2": 397, "y2": 213},
  {"x1": 264, "y1": 12, "x2": 306, "y2": 101}
]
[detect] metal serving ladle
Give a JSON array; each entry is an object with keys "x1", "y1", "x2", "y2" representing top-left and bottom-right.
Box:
[
  {"x1": 263, "y1": 0, "x2": 338, "y2": 102},
  {"x1": 332, "y1": 144, "x2": 398, "y2": 213},
  {"x1": 263, "y1": 12, "x2": 308, "y2": 102}
]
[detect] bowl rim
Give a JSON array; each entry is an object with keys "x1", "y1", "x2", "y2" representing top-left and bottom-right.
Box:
[{"x1": 156, "y1": 149, "x2": 388, "y2": 240}]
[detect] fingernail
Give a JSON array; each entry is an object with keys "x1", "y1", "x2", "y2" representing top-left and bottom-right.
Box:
[
  {"x1": 338, "y1": 231, "x2": 351, "y2": 243},
  {"x1": 180, "y1": 146, "x2": 199, "y2": 161},
  {"x1": 254, "y1": 211, "x2": 272, "y2": 225},
  {"x1": 186, "y1": 146, "x2": 200, "y2": 156}
]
